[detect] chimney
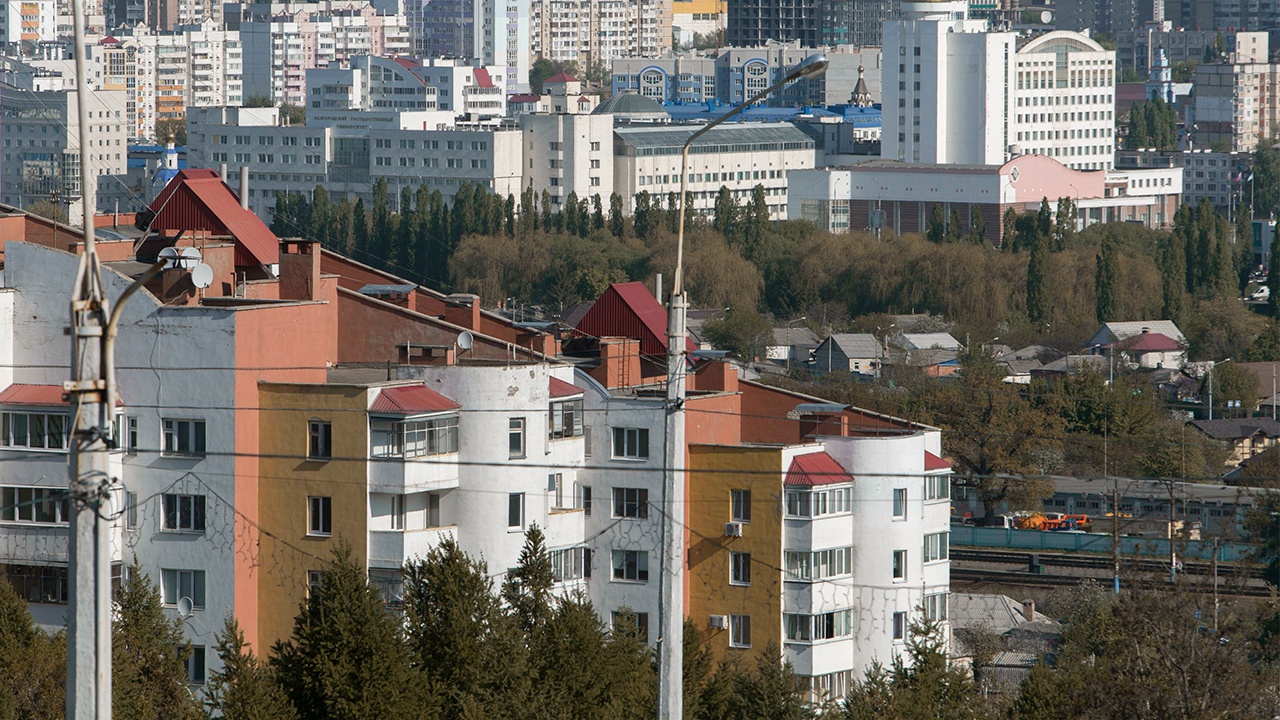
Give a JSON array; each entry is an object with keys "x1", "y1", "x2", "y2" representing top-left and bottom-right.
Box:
[
  {"x1": 655, "y1": 273, "x2": 663, "y2": 304},
  {"x1": 219, "y1": 162, "x2": 228, "y2": 182},
  {"x1": 691, "y1": 359, "x2": 738, "y2": 393},
  {"x1": 1021, "y1": 598, "x2": 1035, "y2": 623},
  {"x1": 444, "y1": 293, "x2": 481, "y2": 330},
  {"x1": 590, "y1": 337, "x2": 641, "y2": 389},
  {"x1": 238, "y1": 167, "x2": 249, "y2": 210}
]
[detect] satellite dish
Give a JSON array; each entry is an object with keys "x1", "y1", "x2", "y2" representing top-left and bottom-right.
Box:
[
  {"x1": 1040, "y1": 10, "x2": 1052, "y2": 23},
  {"x1": 456, "y1": 331, "x2": 474, "y2": 351},
  {"x1": 157, "y1": 246, "x2": 182, "y2": 269},
  {"x1": 178, "y1": 246, "x2": 202, "y2": 269},
  {"x1": 176, "y1": 596, "x2": 194, "y2": 618},
  {"x1": 191, "y1": 263, "x2": 214, "y2": 289}
]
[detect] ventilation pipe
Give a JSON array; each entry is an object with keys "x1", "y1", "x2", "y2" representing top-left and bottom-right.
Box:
[{"x1": 238, "y1": 167, "x2": 249, "y2": 210}]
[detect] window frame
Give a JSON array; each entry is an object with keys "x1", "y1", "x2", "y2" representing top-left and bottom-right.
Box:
[
  {"x1": 923, "y1": 531, "x2": 949, "y2": 563},
  {"x1": 508, "y1": 417, "x2": 526, "y2": 459},
  {"x1": 0, "y1": 486, "x2": 69, "y2": 525},
  {"x1": 729, "y1": 614, "x2": 751, "y2": 648},
  {"x1": 1, "y1": 411, "x2": 70, "y2": 451},
  {"x1": 548, "y1": 398, "x2": 584, "y2": 439},
  {"x1": 892, "y1": 487, "x2": 907, "y2": 520},
  {"x1": 307, "y1": 495, "x2": 332, "y2": 537},
  {"x1": 186, "y1": 645, "x2": 206, "y2": 685},
  {"x1": 611, "y1": 427, "x2": 650, "y2": 460},
  {"x1": 892, "y1": 549, "x2": 907, "y2": 581},
  {"x1": 161, "y1": 568, "x2": 206, "y2": 609},
  {"x1": 508, "y1": 492, "x2": 525, "y2": 530},
  {"x1": 611, "y1": 549, "x2": 649, "y2": 582},
  {"x1": 162, "y1": 493, "x2": 207, "y2": 533},
  {"x1": 925, "y1": 473, "x2": 950, "y2": 501},
  {"x1": 612, "y1": 487, "x2": 649, "y2": 519},
  {"x1": 892, "y1": 611, "x2": 907, "y2": 641},
  {"x1": 729, "y1": 551, "x2": 751, "y2": 586},
  {"x1": 308, "y1": 419, "x2": 332, "y2": 460},
  {"x1": 731, "y1": 489, "x2": 751, "y2": 523},
  {"x1": 161, "y1": 418, "x2": 207, "y2": 457}
]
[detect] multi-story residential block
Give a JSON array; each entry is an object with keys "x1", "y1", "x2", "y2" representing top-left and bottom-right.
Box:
[
  {"x1": 307, "y1": 56, "x2": 507, "y2": 119},
  {"x1": 672, "y1": 0, "x2": 725, "y2": 46},
  {"x1": 147, "y1": 0, "x2": 222, "y2": 30},
  {"x1": 612, "y1": 122, "x2": 815, "y2": 219},
  {"x1": 611, "y1": 54, "x2": 719, "y2": 104},
  {"x1": 0, "y1": 87, "x2": 129, "y2": 218},
  {"x1": 1116, "y1": 148, "x2": 1249, "y2": 212},
  {"x1": 726, "y1": 0, "x2": 892, "y2": 48},
  {"x1": 530, "y1": 0, "x2": 672, "y2": 69},
  {"x1": 520, "y1": 110, "x2": 616, "y2": 209},
  {"x1": 407, "y1": 0, "x2": 529, "y2": 91},
  {"x1": 0, "y1": 0, "x2": 56, "y2": 49},
  {"x1": 1190, "y1": 33, "x2": 1279, "y2": 153},
  {"x1": 788, "y1": 154, "x2": 1182, "y2": 243},
  {"x1": 882, "y1": 1, "x2": 1115, "y2": 170}
]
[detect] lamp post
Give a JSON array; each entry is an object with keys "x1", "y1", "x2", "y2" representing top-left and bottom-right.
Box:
[
  {"x1": 659, "y1": 52, "x2": 828, "y2": 720},
  {"x1": 1207, "y1": 358, "x2": 1232, "y2": 421},
  {"x1": 785, "y1": 316, "x2": 807, "y2": 370}
]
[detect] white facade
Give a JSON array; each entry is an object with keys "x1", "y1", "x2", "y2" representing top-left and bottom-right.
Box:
[
  {"x1": 0, "y1": 0, "x2": 56, "y2": 47},
  {"x1": 520, "y1": 112, "x2": 616, "y2": 209},
  {"x1": 1012, "y1": 32, "x2": 1116, "y2": 171},
  {"x1": 530, "y1": 0, "x2": 671, "y2": 68}
]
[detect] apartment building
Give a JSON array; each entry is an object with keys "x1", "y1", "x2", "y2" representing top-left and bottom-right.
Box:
[
  {"x1": 883, "y1": 2, "x2": 1116, "y2": 170},
  {"x1": 0, "y1": 0, "x2": 56, "y2": 48},
  {"x1": 307, "y1": 56, "x2": 507, "y2": 119},
  {"x1": 1190, "y1": 33, "x2": 1279, "y2": 153},
  {"x1": 1116, "y1": 148, "x2": 1249, "y2": 212},
  {"x1": 672, "y1": 0, "x2": 725, "y2": 46},
  {"x1": 520, "y1": 111, "x2": 616, "y2": 209},
  {"x1": 612, "y1": 122, "x2": 816, "y2": 219},
  {"x1": 530, "y1": 0, "x2": 672, "y2": 69},
  {"x1": 405, "y1": 0, "x2": 529, "y2": 92}
]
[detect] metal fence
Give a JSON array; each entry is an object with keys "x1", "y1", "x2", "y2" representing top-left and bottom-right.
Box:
[{"x1": 950, "y1": 525, "x2": 1256, "y2": 563}]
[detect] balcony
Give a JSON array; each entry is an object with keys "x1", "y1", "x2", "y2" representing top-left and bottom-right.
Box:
[
  {"x1": 367, "y1": 453, "x2": 460, "y2": 494},
  {"x1": 367, "y1": 526, "x2": 456, "y2": 568}
]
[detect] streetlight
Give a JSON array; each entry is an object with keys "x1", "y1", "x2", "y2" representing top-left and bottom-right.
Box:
[
  {"x1": 659, "y1": 52, "x2": 828, "y2": 720},
  {"x1": 1207, "y1": 358, "x2": 1232, "y2": 421},
  {"x1": 784, "y1": 316, "x2": 807, "y2": 370}
]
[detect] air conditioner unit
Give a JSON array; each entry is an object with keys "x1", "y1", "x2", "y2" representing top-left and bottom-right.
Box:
[
  {"x1": 709, "y1": 614, "x2": 729, "y2": 630},
  {"x1": 723, "y1": 521, "x2": 743, "y2": 537}
]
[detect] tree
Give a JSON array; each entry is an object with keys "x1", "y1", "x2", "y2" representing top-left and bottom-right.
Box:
[
  {"x1": 1160, "y1": 227, "x2": 1187, "y2": 321},
  {"x1": 947, "y1": 208, "x2": 964, "y2": 244},
  {"x1": 700, "y1": 307, "x2": 774, "y2": 360},
  {"x1": 206, "y1": 615, "x2": 298, "y2": 720},
  {"x1": 113, "y1": 561, "x2": 205, "y2": 720},
  {"x1": 609, "y1": 192, "x2": 625, "y2": 237},
  {"x1": 967, "y1": 205, "x2": 986, "y2": 244},
  {"x1": 1095, "y1": 236, "x2": 1118, "y2": 323},
  {"x1": 1026, "y1": 232, "x2": 1053, "y2": 326},
  {"x1": 25, "y1": 199, "x2": 68, "y2": 224},
  {"x1": 502, "y1": 525, "x2": 555, "y2": 635},
  {"x1": 271, "y1": 542, "x2": 434, "y2": 720},
  {"x1": 1207, "y1": 362, "x2": 1258, "y2": 417},
  {"x1": 154, "y1": 117, "x2": 187, "y2": 145},
  {"x1": 1054, "y1": 196, "x2": 1076, "y2": 250},
  {"x1": 1245, "y1": 321, "x2": 1280, "y2": 361},
  {"x1": 1269, "y1": 233, "x2": 1280, "y2": 317},
  {"x1": 529, "y1": 57, "x2": 577, "y2": 94},
  {"x1": 713, "y1": 186, "x2": 738, "y2": 241},
  {"x1": 1001, "y1": 208, "x2": 1018, "y2": 249},
  {"x1": 1255, "y1": 139, "x2": 1280, "y2": 219},
  {"x1": 926, "y1": 205, "x2": 947, "y2": 244},
  {"x1": 1010, "y1": 664, "x2": 1067, "y2": 720},
  {"x1": 591, "y1": 194, "x2": 605, "y2": 232},
  {"x1": 279, "y1": 103, "x2": 305, "y2": 126},
  {"x1": 730, "y1": 645, "x2": 814, "y2": 720},
  {"x1": 0, "y1": 576, "x2": 66, "y2": 720}
]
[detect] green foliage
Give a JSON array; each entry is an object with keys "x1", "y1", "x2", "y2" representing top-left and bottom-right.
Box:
[
  {"x1": 271, "y1": 542, "x2": 434, "y2": 720},
  {"x1": 502, "y1": 525, "x2": 555, "y2": 635},
  {"x1": 529, "y1": 57, "x2": 577, "y2": 94},
  {"x1": 1010, "y1": 664, "x2": 1066, "y2": 720},
  {"x1": 207, "y1": 615, "x2": 298, "y2": 720},
  {"x1": 1256, "y1": 140, "x2": 1280, "y2": 219},
  {"x1": 701, "y1": 307, "x2": 774, "y2": 360},
  {"x1": 1095, "y1": 236, "x2": 1118, "y2": 323},
  {"x1": 1172, "y1": 59, "x2": 1197, "y2": 82},
  {"x1": 1125, "y1": 97, "x2": 1178, "y2": 150},
  {"x1": 279, "y1": 104, "x2": 305, "y2": 126},
  {"x1": 0, "y1": 577, "x2": 66, "y2": 720},
  {"x1": 114, "y1": 561, "x2": 205, "y2": 720},
  {"x1": 1026, "y1": 227, "x2": 1053, "y2": 326},
  {"x1": 1208, "y1": 361, "x2": 1258, "y2": 417}
]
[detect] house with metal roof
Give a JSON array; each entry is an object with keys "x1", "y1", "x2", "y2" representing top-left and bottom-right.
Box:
[{"x1": 811, "y1": 333, "x2": 883, "y2": 376}]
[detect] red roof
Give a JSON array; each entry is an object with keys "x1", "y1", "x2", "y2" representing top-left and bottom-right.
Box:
[
  {"x1": 100, "y1": 35, "x2": 119, "y2": 44},
  {"x1": 924, "y1": 451, "x2": 951, "y2": 472},
  {"x1": 545, "y1": 72, "x2": 578, "y2": 83},
  {"x1": 509, "y1": 94, "x2": 542, "y2": 103},
  {"x1": 574, "y1": 282, "x2": 697, "y2": 360},
  {"x1": 549, "y1": 376, "x2": 582, "y2": 398},
  {"x1": 1112, "y1": 331, "x2": 1183, "y2": 353},
  {"x1": 0, "y1": 384, "x2": 124, "y2": 407},
  {"x1": 393, "y1": 57, "x2": 418, "y2": 70},
  {"x1": 370, "y1": 385, "x2": 460, "y2": 414},
  {"x1": 786, "y1": 452, "x2": 853, "y2": 487},
  {"x1": 147, "y1": 173, "x2": 280, "y2": 267},
  {"x1": 473, "y1": 67, "x2": 494, "y2": 88}
]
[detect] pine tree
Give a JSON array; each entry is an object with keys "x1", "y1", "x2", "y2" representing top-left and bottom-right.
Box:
[
  {"x1": 1001, "y1": 207, "x2": 1018, "y2": 250},
  {"x1": 926, "y1": 205, "x2": 946, "y2": 244},
  {"x1": 609, "y1": 193, "x2": 625, "y2": 237},
  {"x1": 206, "y1": 615, "x2": 298, "y2": 720},
  {"x1": 731, "y1": 645, "x2": 813, "y2": 720},
  {"x1": 1026, "y1": 233, "x2": 1053, "y2": 326},
  {"x1": 713, "y1": 186, "x2": 737, "y2": 241},
  {"x1": 1095, "y1": 237, "x2": 1118, "y2": 323},
  {"x1": 113, "y1": 562, "x2": 205, "y2": 720},
  {"x1": 591, "y1": 194, "x2": 605, "y2": 232},
  {"x1": 501, "y1": 525, "x2": 554, "y2": 635},
  {"x1": 271, "y1": 542, "x2": 434, "y2": 720},
  {"x1": 967, "y1": 204, "x2": 986, "y2": 244}
]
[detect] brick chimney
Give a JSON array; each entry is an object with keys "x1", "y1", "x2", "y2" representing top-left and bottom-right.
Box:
[
  {"x1": 1021, "y1": 598, "x2": 1035, "y2": 623},
  {"x1": 590, "y1": 337, "x2": 641, "y2": 389},
  {"x1": 445, "y1": 293, "x2": 481, "y2": 330},
  {"x1": 278, "y1": 240, "x2": 322, "y2": 301},
  {"x1": 691, "y1": 360, "x2": 739, "y2": 393}
]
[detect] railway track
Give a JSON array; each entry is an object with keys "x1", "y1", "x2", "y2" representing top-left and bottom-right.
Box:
[{"x1": 951, "y1": 547, "x2": 1266, "y2": 580}]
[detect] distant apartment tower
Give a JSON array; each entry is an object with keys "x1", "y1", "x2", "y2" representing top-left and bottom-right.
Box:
[
  {"x1": 407, "y1": 0, "x2": 529, "y2": 91},
  {"x1": 727, "y1": 0, "x2": 893, "y2": 47},
  {"x1": 146, "y1": 0, "x2": 222, "y2": 30},
  {"x1": 0, "y1": 0, "x2": 56, "y2": 48},
  {"x1": 1191, "y1": 32, "x2": 1276, "y2": 153},
  {"x1": 530, "y1": 0, "x2": 672, "y2": 68}
]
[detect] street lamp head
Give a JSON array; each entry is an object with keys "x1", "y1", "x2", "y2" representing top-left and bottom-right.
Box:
[{"x1": 787, "y1": 54, "x2": 830, "y2": 83}]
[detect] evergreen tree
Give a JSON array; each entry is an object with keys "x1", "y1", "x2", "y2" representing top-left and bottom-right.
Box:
[
  {"x1": 591, "y1": 194, "x2": 605, "y2": 232},
  {"x1": 271, "y1": 542, "x2": 434, "y2": 720},
  {"x1": 113, "y1": 561, "x2": 205, "y2": 720},
  {"x1": 310, "y1": 186, "x2": 331, "y2": 248},
  {"x1": 609, "y1": 193, "x2": 625, "y2": 237},
  {"x1": 1269, "y1": 237, "x2": 1280, "y2": 317},
  {"x1": 505, "y1": 194, "x2": 517, "y2": 236},
  {"x1": 207, "y1": 615, "x2": 298, "y2": 720},
  {"x1": 1026, "y1": 233, "x2": 1053, "y2": 326},
  {"x1": 1036, "y1": 197, "x2": 1054, "y2": 241},
  {"x1": 1127, "y1": 104, "x2": 1149, "y2": 149},
  {"x1": 634, "y1": 192, "x2": 654, "y2": 238},
  {"x1": 350, "y1": 197, "x2": 368, "y2": 258},
  {"x1": 947, "y1": 208, "x2": 964, "y2": 244},
  {"x1": 926, "y1": 205, "x2": 947, "y2": 244},
  {"x1": 1256, "y1": 140, "x2": 1280, "y2": 218},
  {"x1": 370, "y1": 178, "x2": 394, "y2": 263},
  {"x1": 1010, "y1": 664, "x2": 1064, "y2": 720},
  {"x1": 564, "y1": 191, "x2": 582, "y2": 236},
  {"x1": 1246, "y1": 321, "x2": 1280, "y2": 361},
  {"x1": 666, "y1": 192, "x2": 680, "y2": 234},
  {"x1": 744, "y1": 184, "x2": 770, "y2": 258},
  {"x1": 1095, "y1": 237, "x2": 1118, "y2": 323},
  {"x1": 731, "y1": 645, "x2": 813, "y2": 720},
  {"x1": 501, "y1": 525, "x2": 555, "y2": 635},
  {"x1": 1237, "y1": 203, "x2": 1255, "y2": 291},
  {"x1": 403, "y1": 538, "x2": 523, "y2": 719},
  {"x1": 519, "y1": 186, "x2": 537, "y2": 236},
  {"x1": 1160, "y1": 231, "x2": 1187, "y2": 321},
  {"x1": 1054, "y1": 196, "x2": 1076, "y2": 250},
  {"x1": 713, "y1": 186, "x2": 738, "y2": 241},
  {"x1": 0, "y1": 575, "x2": 65, "y2": 720},
  {"x1": 1001, "y1": 207, "x2": 1018, "y2": 249},
  {"x1": 967, "y1": 204, "x2": 986, "y2": 244}
]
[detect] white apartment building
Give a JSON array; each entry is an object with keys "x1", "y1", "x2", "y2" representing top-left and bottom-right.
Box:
[
  {"x1": 520, "y1": 111, "x2": 616, "y2": 208},
  {"x1": 185, "y1": 20, "x2": 244, "y2": 109},
  {"x1": 0, "y1": 0, "x2": 56, "y2": 48},
  {"x1": 1192, "y1": 32, "x2": 1278, "y2": 153},
  {"x1": 531, "y1": 0, "x2": 672, "y2": 69},
  {"x1": 613, "y1": 122, "x2": 816, "y2": 219},
  {"x1": 0, "y1": 88, "x2": 129, "y2": 218},
  {"x1": 883, "y1": 1, "x2": 1116, "y2": 170}
]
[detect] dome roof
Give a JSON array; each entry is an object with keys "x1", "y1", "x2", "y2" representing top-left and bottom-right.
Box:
[{"x1": 593, "y1": 92, "x2": 670, "y2": 120}]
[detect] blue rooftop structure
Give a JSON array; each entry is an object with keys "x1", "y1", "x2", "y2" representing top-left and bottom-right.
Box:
[{"x1": 661, "y1": 101, "x2": 881, "y2": 129}]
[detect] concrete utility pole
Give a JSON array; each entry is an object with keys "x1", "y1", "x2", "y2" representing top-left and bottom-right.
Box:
[
  {"x1": 660, "y1": 54, "x2": 828, "y2": 720},
  {"x1": 66, "y1": 0, "x2": 113, "y2": 711}
]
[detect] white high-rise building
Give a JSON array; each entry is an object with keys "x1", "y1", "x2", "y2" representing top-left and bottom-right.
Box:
[{"x1": 883, "y1": 1, "x2": 1117, "y2": 170}]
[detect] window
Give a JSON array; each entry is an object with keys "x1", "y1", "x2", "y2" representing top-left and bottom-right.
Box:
[
  {"x1": 1, "y1": 412, "x2": 69, "y2": 450},
  {"x1": 893, "y1": 611, "x2": 907, "y2": 641},
  {"x1": 730, "y1": 614, "x2": 751, "y2": 648},
  {"x1": 162, "y1": 494, "x2": 206, "y2": 533},
  {"x1": 578, "y1": 484, "x2": 593, "y2": 516},
  {"x1": 508, "y1": 418, "x2": 526, "y2": 458},
  {"x1": 730, "y1": 552, "x2": 751, "y2": 585},
  {"x1": 390, "y1": 494, "x2": 404, "y2": 530},
  {"x1": 786, "y1": 490, "x2": 810, "y2": 517},
  {"x1": 508, "y1": 492, "x2": 524, "y2": 529},
  {"x1": 549, "y1": 398, "x2": 583, "y2": 439},
  {"x1": 186, "y1": 646, "x2": 206, "y2": 684},
  {"x1": 308, "y1": 496, "x2": 331, "y2": 536},
  {"x1": 126, "y1": 491, "x2": 137, "y2": 529},
  {"x1": 161, "y1": 569, "x2": 206, "y2": 608},
  {"x1": 611, "y1": 550, "x2": 648, "y2": 581},
  {"x1": 925, "y1": 474, "x2": 949, "y2": 501},
  {"x1": 308, "y1": 420, "x2": 331, "y2": 459},
  {"x1": 786, "y1": 487, "x2": 851, "y2": 517},
  {"x1": 787, "y1": 611, "x2": 852, "y2": 642},
  {"x1": 0, "y1": 487, "x2": 69, "y2": 524},
  {"x1": 613, "y1": 488, "x2": 649, "y2": 518},
  {"x1": 924, "y1": 592, "x2": 948, "y2": 621},
  {"x1": 307, "y1": 570, "x2": 323, "y2": 598},
  {"x1": 550, "y1": 546, "x2": 587, "y2": 582},
  {"x1": 370, "y1": 415, "x2": 460, "y2": 458},
  {"x1": 125, "y1": 416, "x2": 138, "y2": 454},
  {"x1": 731, "y1": 489, "x2": 751, "y2": 523},
  {"x1": 612, "y1": 610, "x2": 649, "y2": 642},
  {"x1": 612, "y1": 427, "x2": 649, "y2": 459},
  {"x1": 892, "y1": 488, "x2": 907, "y2": 519},
  {"x1": 893, "y1": 550, "x2": 907, "y2": 581},
  {"x1": 923, "y1": 532, "x2": 949, "y2": 563},
  {"x1": 162, "y1": 419, "x2": 206, "y2": 457},
  {"x1": 784, "y1": 547, "x2": 852, "y2": 581}
]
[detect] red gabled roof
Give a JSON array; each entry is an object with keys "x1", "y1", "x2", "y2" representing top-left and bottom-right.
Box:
[
  {"x1": 786, "y1": 452, "x2": 853, "y2": 487},
  {"x1": 0, "y1": 383, "x2": 124, "y2": 407},
  {"x1": 147, "y1": 173, "x2": 280, "y2": 267},
  {"x1": 549, "y1": 376, "x2": 582, "y2": 398},
  {"x1": 545, "y1": 72, "x2": 578, "y2": 83},
  {"x1": 1112, "y1": 331, "x2": 1183, "y2": 353},
  {"x1": 370, "y1": 385, "x2": 460, "y2": 414},
  {"x1": 574, "y1": 282, "x2": 697, "y2": 359},
  {"x1": 474, "y1": 67, "x2": 493, "y2": 88},
  {"x1": 924, "y1": 451, "x2": 951, "y2": 472},
  {"x1": 509, "y1": 94, "x2": 542, "y2": 103}
]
